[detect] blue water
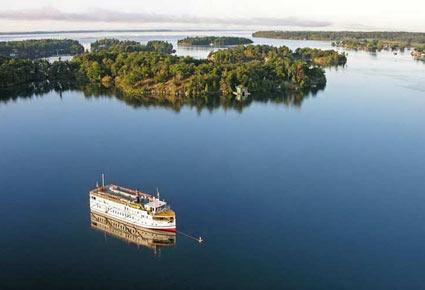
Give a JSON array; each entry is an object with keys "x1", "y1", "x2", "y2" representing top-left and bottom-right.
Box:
[{"x1": 1, "y1": 31, "x2": 425, "y2": 290}]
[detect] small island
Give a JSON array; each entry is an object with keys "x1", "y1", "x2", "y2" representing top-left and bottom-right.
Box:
[
  {"x1": 0, "y1": 39, "x2": 84, "y2": 59},
  {"x1": 0, "y1": 39, "x2": 347, "y2": 103},
  {"x1": 73, "y1": 42, "x2": 346, "y2": 100},
  {"x1": 293, "y1": 48, "x2": 347, "y2": 66},
  {"x1": 252, "y1": 31, "x2": 425, "y2": 53},
  {"x1": 177, "y1": 36, "x2": 253, "y2": 47},
  {"x1": 332, "y1": 39, "x2": 410, "y2": 52},
  {"x1": 91, "y1": 38, "x2": 175, "y2": 54}
]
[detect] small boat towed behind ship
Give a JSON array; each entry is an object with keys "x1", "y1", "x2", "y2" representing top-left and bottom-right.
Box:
[{"x1": 89, "y1": 175, "x2": 176, "y2": 232}]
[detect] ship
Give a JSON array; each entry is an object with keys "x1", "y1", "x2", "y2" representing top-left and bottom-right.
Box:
[
  {"x1": 90, "y1": 211, "x2": 176, "y2": 251},
  {"x1": 89, "y1": 175, "x2": 176, "y2": 232}
]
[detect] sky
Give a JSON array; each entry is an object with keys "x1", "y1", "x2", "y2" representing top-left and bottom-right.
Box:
[{"x1": 0, "y1": 0, "x2": 424, "y2": 32}]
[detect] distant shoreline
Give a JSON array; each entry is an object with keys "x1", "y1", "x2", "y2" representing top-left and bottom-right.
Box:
[
  {"x1": 3, "y1": 29, "x2": 424, "y2": 36},
  {"x1": 0, "y1": 29, "x2": 252, "y2": 36}
]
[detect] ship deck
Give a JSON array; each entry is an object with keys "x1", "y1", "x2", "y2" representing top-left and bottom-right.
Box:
[{"x1": 92, "y1": 184, "x2": 153, "y2": 203}]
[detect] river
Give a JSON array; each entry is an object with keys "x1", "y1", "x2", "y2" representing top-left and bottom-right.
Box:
[{"x1": 0, "y1": 30, "x2": 425, "y2": 290}]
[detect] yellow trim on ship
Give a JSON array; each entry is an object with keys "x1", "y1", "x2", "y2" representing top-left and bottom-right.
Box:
[
  {"x1": 154, "y1": 209, "x2": 175, "y2": 218},
  {"x1": 128, "y1": 203, "x2": 142, "y2": 209}
]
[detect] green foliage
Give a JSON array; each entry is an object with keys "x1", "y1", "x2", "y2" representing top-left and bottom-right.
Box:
[
  {"x1": 0, "y1": 40, "x2": 346, "y2": 102},
  {"x1": 177, "y1": 36, "x2": 253, "y2": 46},
  {"x1": 91, "y1": 38, "x2": 175, "y2": 54},
  {"x1": 72, "y1": 44, "x2": 345, "y2": 99},
  {"x1": 0, "y1": 39, "x2": 84, "y2": 59},
  {"x1": 0, "y1": 56, "x2": 81, "y2": 88},
  {"x1": 294, "y1": 48, "x2": 347, "y2": 65},
  {"x1": 145, "y1": 40, "x2": 175, "y2": 54},
  {"x1": 252, "y1": 31, "x2": 425, "y2": 44},
  {"x1": 332, "y1": 39, "x2": 409, "y2": 52},
  {"x1": 253, "y1": 31, "x2": 425, "y2": 52}
]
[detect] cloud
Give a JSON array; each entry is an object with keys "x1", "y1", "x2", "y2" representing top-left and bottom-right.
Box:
[{"x1": 0, "y1": 7, "x2": 332, "y2": 28}]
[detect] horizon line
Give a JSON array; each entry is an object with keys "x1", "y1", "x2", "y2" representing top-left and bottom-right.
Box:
[
  {"x1": 1, "y1": 28, "x2": 425, "y2": 36},
  {"x1": 0, "y1": 28, "x2": 254, "y2": 36}
]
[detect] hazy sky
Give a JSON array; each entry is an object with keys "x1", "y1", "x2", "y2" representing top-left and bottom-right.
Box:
[{"x1": 0, "y1": 0, "x2": 424, "y2": 32}]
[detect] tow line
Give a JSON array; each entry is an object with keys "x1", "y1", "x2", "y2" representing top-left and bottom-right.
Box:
[{"x1": 176, "y1": 230, "x2": 204, "y2": 243}]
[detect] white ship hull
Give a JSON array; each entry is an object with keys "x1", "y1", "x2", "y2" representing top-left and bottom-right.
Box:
[{"x1": 90, "y1": 193, "x2": 176, "y2": 232}]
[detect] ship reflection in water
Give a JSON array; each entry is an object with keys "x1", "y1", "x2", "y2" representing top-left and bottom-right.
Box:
[{"x1": 90, "y1": 212, "x2": 176, "y2": 252}]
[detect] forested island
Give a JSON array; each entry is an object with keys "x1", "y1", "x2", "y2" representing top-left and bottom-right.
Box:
[
  {"x1": 0, "y1": 38, "x2": 346, "y2": 103},
  {"x1": 177, "y1": 36, "x2": 253, "y2": 46},
  {"x1": 91, "y1": 38, "x2": 175, "y2": 54},
  {"x1": 75, "y1": 42, "x2": 346, "y2": 99},
  {"x1": 0, "y1": 39, "x2": 84, "y2": 59},
  {"x1": 332, "y1": 39, "x2": 410, "y2": 51},
  {"x1": 292, "y1": 48, "x2": 347, "y2": 66},
  {"x1": 253, "y1": 31, "x2": 425, "y2": 52}
]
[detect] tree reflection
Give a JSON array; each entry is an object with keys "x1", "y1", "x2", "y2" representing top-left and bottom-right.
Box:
[{"x1": 0, "y1": 82, "x2": 325, "y2": 112}]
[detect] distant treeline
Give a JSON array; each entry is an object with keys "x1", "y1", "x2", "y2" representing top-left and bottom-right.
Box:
[
  {"x1": 253, "y1": 31, "x2": 425, "y2": 43},
  {"x1": 253, "y1": 31, "x2": 425, "y2": 52},
  {"x1": 177, "y1": 36, "x2": 253, "y2": 46},
  {"x1": 91, "y1": 38, "x2": 175, "y2": 54},
  {"x1": 0, "y1": 39, "x2": 84, "y2": 59},
  {"x1": 0, "y1": 38, "x2": 347, "y2": 102}
]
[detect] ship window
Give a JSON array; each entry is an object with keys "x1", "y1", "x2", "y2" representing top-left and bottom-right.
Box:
[{"x1": 91, "y1": 196, "x2": 96, "y2": 200}]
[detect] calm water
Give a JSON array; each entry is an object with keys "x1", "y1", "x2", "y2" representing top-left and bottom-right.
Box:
[{"x1": 1, "y1": 31, "x2": 425, "y2": 290}]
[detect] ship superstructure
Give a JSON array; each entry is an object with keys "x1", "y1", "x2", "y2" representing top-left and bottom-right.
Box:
[{"x1": 89, "y1": 177, "x2": 176, "y2": 232}]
